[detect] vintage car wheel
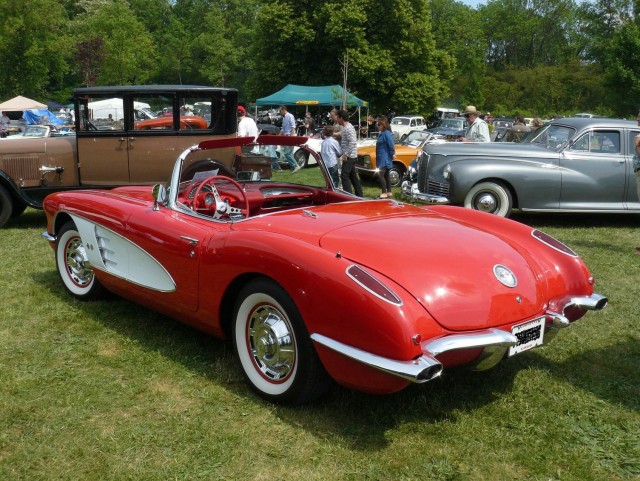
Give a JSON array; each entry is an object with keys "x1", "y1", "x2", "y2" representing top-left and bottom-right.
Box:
[
  {"x1": 0, "y1": 185, "x2": 12, "y2": 228},
  {"x1": 464, "y1": 181, "x2": 513, "y2": 217},
  {"x1": 232, "y1": 278, "x2": 330, "y2": 404},
  {"x1": 55, "y1": 221, "x2": 105, "y2": 300},
  {"x1": 388, "y1": 165, "x2": 404, "y2": 187},
  {"x1": 294, "y1": 149, "x2": 309, "y2": 168}
]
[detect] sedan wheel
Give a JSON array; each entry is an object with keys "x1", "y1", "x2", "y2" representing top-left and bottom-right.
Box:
[
  {"x1": 55, "y1": 221, "x2": 105, "y2": 299},
  {"x1": 464, "y1": 181, "x2": 513, "y2": 217},
  {"x1": 232, "y1": 278, "x2": 329, "y2": 404}
]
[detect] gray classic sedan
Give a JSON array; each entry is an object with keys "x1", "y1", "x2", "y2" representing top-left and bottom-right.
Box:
[{"x1": 401, "y1": 117, "x2": 640, "y2": 216}]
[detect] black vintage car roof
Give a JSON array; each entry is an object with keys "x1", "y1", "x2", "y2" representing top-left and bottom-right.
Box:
[{"x1": 73, "y1": 85, "x2": 237, "y2": 95}]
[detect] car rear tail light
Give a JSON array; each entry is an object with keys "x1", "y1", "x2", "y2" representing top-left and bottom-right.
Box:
[
  {"x1": 346, "y1": 265, "x2": 402, "y2": 305},
  {"x1": 531, "y1": 229, "x2": 578, "y2": 257}
]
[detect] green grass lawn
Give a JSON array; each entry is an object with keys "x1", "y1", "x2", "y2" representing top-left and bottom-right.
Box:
[{"x1": 1, "y1": 206, "x2": 638, "y2": 481}]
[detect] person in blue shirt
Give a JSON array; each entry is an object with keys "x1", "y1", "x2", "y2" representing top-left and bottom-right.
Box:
[
  {"x1": 320, "y1": 126, "x2": 341, "y2": 187},
  {"x1": 375, "y1": 116, "x2": 395, "y2": 198},
  {"x1": 278, "y1": 105, "x2": 300, "y2": 173}
]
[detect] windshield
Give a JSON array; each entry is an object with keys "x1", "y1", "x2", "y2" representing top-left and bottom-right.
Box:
[
  {"x1": 401, "y1": 130, "x2": 432, "y2": 146},
  {"x1": 391, "y1": 118, "x2": 410, "y2": 126},
  {"x1": 439, "y1": 119, "x2": 463, "y2": 129},
  {"x1": 525, "y1": 124, "x2": 575, "y2": 150},
  {"x1": 166, "y1": 138, "x2": 359, "y2": 222}
]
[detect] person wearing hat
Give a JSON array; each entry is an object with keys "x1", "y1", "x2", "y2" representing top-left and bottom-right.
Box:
[
  {"x1": 459, "y1": 105, "x2": 491, "y2": 143},
  {"x1": 237, "y1": 105, "x2": 259, "y2": 153}
]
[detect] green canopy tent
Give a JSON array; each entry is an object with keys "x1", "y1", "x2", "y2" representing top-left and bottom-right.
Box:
[
  {"x1": 255, "y1": 84, "x2": 369, "y2": 136},
  {"x1": 256, "y1": 84, "x2": 367, "y2": 108}
]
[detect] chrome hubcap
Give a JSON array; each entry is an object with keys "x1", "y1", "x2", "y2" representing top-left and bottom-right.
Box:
[
  {"x1": 389, "y1": 169, "x2": 401, "y2": 187},
  {"x1": 475, "y1": 193, "x2": 498, "y2": 213},
  {"x1": 65, "y1": 237, "x2": 92, "y2": 286},
  {"x1": 248, "y1": 305, "x2": 295, "y2": 381}
]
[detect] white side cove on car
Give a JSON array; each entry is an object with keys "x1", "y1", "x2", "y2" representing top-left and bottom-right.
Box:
[{"x1": 69, "y1": 213, "x2": 176, "y2": 292}]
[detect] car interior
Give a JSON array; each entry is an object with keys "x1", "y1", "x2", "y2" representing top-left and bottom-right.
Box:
[{"x1": 175, "y1": 147, "x2": 354, "y2": 220}]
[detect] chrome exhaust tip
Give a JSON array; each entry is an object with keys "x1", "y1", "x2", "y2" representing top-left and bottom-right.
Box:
[{"x1": 569, "y1": 293, "x2": 608, "y2": 311}]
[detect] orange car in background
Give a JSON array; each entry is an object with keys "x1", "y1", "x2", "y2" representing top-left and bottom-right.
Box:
[
  {"x1": 136, "y1": 115, "x2": 208, "y2": 130},
  {"x1": 356, "y1": 129, "x2": 435, "y2": 187}
]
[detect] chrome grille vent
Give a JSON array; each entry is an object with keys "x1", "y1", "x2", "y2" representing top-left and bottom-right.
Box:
[
  {"x1": 2, "y1": 155, "x2": 40, "y2": 181},
  {"x1": 427, "y1": 180, "x2": 450, "y2": 197}
]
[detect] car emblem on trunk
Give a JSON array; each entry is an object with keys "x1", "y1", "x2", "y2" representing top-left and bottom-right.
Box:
[{"x1": 494, "y1": 264, "x2": 517, "y2": 287}]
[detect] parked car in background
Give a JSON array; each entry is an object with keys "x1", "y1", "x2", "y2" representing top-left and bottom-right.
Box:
[
  {"x1": 390, "y1": 115, "x2": 426, "y2": 141},
  {"x1": 42, "y1": 135, "x2": 607, "y2": 405},
  {"x1": 356, "y1": 130, "x2": 436, "y2": 186},
  {"x1": 427, "y1": 117, "x2": 468, "y2": 140},
  {"x1": 1, "y1": 124, "x2": 74, "y2": 139},
  {"x1": 402, "y1": 117, "x2": 640, "y2": 216},
  {"x1": 0, "y1": 85, "x2": 238, "y2": 228},
  {"x1": 426, "y1": 107, "x2": 459, "y2": 128}
]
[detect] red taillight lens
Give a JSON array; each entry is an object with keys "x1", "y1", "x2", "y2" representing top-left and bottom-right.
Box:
[
  {"x1": 346, "y1": 265, "x2": 402, "y2": 305},
  {"x1": 531, "y1": 229, "x2": 578, "y2": 257}
]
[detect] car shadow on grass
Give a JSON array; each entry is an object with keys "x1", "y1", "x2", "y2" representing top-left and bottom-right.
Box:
[
  {"x1": 5, "y1": 207, "x2": 47, "y2": 229},
  {"x1": 510, "y1": 211, "x2": 640, "y2": 229},
  {"x1": 33, "y1": 268, "x2": 636, "y2": 452}
]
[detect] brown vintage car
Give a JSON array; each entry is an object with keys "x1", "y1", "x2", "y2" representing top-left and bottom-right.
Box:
[{"x1": 0, "y1": 85, "x2": 238, "y2": 227}]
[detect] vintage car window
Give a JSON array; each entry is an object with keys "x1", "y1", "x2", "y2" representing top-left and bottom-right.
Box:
[
  {"x1": 179, "y1": 96, "x2": 212, "y2": 131},
  {"x1": 79, "y1": 95, "x2": 125, "y2": 131},
  {"x1": 570, "y1": 130, "x2": 620, "y2": 154},
  {"x1": 628, "y1": 130, "x2": 640, "y2": 154},
  {"x1": 131, "y1": 94, "x2": 175, "y2": 131},
  {"x1": 529, "y1": 124, "x2": 574, "y2": 150},
  {"x1": 392, "y1": 118, "x2": 410, "y2": 126}
]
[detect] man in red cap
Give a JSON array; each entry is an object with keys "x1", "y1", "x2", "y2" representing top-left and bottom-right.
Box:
[{"x1": 237, "y1": 105, "x2": 259, "y2": 153}]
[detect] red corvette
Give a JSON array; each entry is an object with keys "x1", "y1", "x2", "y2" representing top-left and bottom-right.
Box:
[{"x1": 42, "y1": 135, "x2": 607, "y2": 404}]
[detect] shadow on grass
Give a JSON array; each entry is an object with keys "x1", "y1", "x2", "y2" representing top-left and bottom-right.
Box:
[
  {"x1": 33, "y1": 268, "x2": 637, "y2": 451},
  {"x1": 526, "y1": 337, "x2": 640, "y2": 412},
  {"x1": 510, "y1": 211, "x2": 640, "y2": 229},
  {"x1": 5, "y1": 207, "x2": 47, "y2": 229}
]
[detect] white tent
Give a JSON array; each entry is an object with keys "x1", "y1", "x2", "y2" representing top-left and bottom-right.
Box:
[
  {"x1": 88, "y1": 98, "x2": 151, "y2": 121},
  {"x1": 0, "y1": 95, "x2": 47, "y2": 111}
]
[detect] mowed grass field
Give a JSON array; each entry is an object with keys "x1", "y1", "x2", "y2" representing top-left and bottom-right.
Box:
[{"x1": 1, "y1": 202, "x2": 638, "y2": 481}]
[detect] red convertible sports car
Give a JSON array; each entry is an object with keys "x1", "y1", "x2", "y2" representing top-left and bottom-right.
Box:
[{"x1": 42, "y1": 135, "x2": 607, "y2": 404}]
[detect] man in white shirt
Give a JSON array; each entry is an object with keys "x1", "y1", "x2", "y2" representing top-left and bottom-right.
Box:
[
  {"x1": 237, "y1": 106, "x2": 259, "y2": 153},
  {"x1": 459, "y1": 105, "x2": 491, "y2": 142}
]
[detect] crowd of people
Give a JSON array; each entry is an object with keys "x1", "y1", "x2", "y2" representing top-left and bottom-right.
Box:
[{"x1": 235, "y1": 102, "x2": 550, "y2": 198}]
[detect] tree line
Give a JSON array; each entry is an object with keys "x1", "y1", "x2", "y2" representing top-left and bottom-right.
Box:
[{"x1": 0, "y1": 0, "x2": 638, "y2": 118}]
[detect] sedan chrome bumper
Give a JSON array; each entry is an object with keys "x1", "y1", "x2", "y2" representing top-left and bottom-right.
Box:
[{"x1": 400, "y1": 180, "x2": 449, "y2": 204}]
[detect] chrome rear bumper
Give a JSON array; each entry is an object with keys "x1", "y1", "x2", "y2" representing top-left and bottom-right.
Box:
[{"x1": 311, "y1": 293, "x2": 607, "y2": 383}]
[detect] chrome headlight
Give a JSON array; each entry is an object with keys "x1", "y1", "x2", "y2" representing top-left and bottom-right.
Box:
[
  {"x1": 364, "y1": 155, "x2": 372, "y2": 168},
  {"x1": 443, "y1": 164, "x2": 452, "y2": 180}
]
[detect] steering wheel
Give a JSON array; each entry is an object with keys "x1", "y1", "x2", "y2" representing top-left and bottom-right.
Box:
[{"x1": 192, "y1": 175, "x2": 249, "y2": 219}]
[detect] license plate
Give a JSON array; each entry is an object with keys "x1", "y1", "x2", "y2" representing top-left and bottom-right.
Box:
[{"x1": 508, "y1": 317, "x2": 545, "y2": 356}]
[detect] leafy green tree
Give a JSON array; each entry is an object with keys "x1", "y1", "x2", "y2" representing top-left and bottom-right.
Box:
[
  {"x1": 0, "y1": 0, "x2": 71, "y2": 100},
  {"x1": 602, "y1": 21, "x2": 640, "y2": 116},
  {"x1": 430, "y1": 0, "x2": 486, "y2": 108},
  {"x1": 479, "y1": 0, "x2": 578, "y2": 69},
  {"x1": 249, "y1": 0, "x2": 453, "y2": 114},
  {"x1": 72, "y1": 0, "x2": 157, "y2": 85}
]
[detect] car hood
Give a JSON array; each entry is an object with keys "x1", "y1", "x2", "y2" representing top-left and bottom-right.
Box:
[{"x1": 240, "y1": 202, "x2": 543, "y2": 331}]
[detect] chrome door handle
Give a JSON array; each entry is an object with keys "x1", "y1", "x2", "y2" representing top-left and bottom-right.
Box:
[{"x1": 180, "y1": 236, "x2": 199, "y2": 246}]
